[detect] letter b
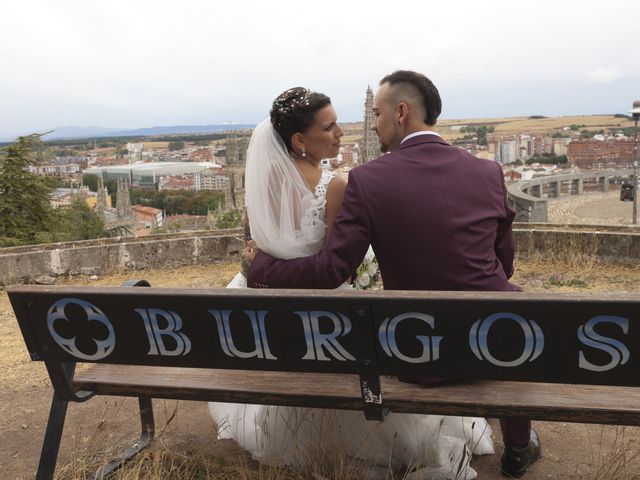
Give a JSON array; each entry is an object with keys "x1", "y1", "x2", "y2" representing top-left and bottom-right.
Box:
[{"x1": 136, "y1": 308, "x2": 192, "y2": 356}]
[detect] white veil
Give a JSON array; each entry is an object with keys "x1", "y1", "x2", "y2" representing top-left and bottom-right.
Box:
[{"x1": 245, "y1": 119, "x2": 325, "y2": 259}]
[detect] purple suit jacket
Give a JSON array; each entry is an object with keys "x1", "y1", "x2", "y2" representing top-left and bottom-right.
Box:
[{"x1": 248, "y1": 134, "x2": 520, "y2": 292}]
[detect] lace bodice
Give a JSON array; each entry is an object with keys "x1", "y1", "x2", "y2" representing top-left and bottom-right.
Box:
[{"x1": 297, "y1": 169, "x2": 334, "y2": 249}]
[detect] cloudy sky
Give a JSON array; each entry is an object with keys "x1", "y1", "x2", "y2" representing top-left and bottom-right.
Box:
[{"x1": 2, "y1": 0, "x2": 639, "y2": 137}]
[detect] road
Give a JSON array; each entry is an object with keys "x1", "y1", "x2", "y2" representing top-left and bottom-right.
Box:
[{"x1": 547, "y1": 189, "x2": 634, "y2": 225}]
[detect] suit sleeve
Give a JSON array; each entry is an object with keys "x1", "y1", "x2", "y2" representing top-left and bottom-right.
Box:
[
  {"x1": 247, "y1": 170, "x2": 371, "y2": 289},
  {"x1": 494, "y1": 163, "x2": 516, "y2": 279}
]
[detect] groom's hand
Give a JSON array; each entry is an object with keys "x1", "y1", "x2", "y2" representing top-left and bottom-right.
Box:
[{"x1": 241, "y1": 240, "x2": 258, "y2": 277}]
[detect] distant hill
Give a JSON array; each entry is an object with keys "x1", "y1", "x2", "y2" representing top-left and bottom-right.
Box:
[
  {"x1": 434, "y1": 114, "x2": 634, "y2": 141},
  {"x1": 101, "y1": 123, "x2": 256, "y2": 138},
  {"x1": 42, "y1": 126, "x2": 125, "y2": 140},
  {"x1": 3, "y1": 114, "x2": 633, "y2": 144},
  {"x1": 1, "y1": 124, "x2": 257, "y2": 142}
]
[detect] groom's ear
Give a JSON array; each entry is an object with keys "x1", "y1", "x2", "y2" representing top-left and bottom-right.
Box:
[{"x1": 396, "y1": 102, "x2": 409, "y2": 125}]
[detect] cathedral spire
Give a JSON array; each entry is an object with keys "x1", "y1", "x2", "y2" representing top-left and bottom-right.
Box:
[{"x1": 359, "y1": 85, "x2": 380, "y2": 164}]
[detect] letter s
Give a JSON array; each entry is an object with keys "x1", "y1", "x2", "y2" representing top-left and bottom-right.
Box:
[{"x1": 578, "y1": 315, "x2": 630, "y2": 372}]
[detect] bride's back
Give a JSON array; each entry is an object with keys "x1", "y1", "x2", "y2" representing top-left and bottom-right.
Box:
[{"x1": 246, "y1": 88, "x2": 346, "y2": 259}]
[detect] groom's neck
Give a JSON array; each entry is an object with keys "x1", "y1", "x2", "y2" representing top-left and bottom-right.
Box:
[{"x1": 402, "y1": 121, "x2": 436, "y2": 137}]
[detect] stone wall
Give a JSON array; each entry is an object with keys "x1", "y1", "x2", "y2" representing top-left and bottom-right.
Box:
[
  {"x1": 0, "y1": 230, "x2": 244, "y2": 286},
  {"x1": 1, "y1": 227, "x2": 639, "y2": 286},
  {"x1": 513, "y1": 226, "x2": 640, "y2": 266}
]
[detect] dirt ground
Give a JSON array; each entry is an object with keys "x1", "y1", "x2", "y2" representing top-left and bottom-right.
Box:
[
  {"x1": 3, "y1": 261, "x2": 640, "y2": 479},
  {"x1": 0, "y1": 263, "x2": 241, "y2": 480},
  {"x1": 3, "y1": 189, "x2": 640, "y2": 479}
]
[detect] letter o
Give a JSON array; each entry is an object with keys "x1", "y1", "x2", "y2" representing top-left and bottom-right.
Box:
[{"x1": 476, "y1": 312, "x2": 540, "y2": 367}]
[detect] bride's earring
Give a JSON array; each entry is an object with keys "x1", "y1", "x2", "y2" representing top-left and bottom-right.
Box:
[{"x1": 301, "y1": 147, "x2": 306, "y2": 157}]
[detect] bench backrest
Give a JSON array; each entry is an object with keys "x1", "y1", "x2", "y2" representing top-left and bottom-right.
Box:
[{"x1": 9, "y1": 285, "x2": 640, "y2": 416}]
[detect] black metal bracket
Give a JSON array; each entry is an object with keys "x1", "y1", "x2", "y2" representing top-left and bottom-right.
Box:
[
  {"x1": 89, "y1": 397, "x2": 156, "y2": 480},
  {"x1": 122, "y1": 279, "x2": 151, "y2": 287},
  {"x1": 45, "y1": 360, "x2": 96, "y2": 402},
  {"x1": 353, "y1": 305, "x2": 387, "y2": 421},
  {"x1": 36, "y1": 395, "x2": 69, "y2": 480}
]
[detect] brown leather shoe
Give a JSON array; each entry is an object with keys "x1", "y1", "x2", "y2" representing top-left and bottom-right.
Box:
[{"x1": 501, "y1": 430, "x2": 541, "y2": 478}]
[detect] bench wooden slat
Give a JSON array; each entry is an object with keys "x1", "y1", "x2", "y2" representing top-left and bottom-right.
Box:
[
  {"x1": 74, "y1": 365, "x2": 365, "y2": 410},
  {"x1": 383, "y1": 379, "x2": 640, "y2": 425},
  {"x1": 74, "y1": 365, "x2": 640, "y2": 426}
]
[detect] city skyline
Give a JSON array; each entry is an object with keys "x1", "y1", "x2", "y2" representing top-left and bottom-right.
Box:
[{"x1": 2, "y1": 0, "x2": 640, "y2": 138}]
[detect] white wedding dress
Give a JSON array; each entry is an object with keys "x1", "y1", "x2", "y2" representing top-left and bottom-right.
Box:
[{"x1": 209, "y1": 120, "x2": 494, "y2": 479}]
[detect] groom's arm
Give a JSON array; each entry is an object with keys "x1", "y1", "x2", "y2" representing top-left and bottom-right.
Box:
[
  {"x1": 494, "y1": 163, "x2": 516, "y2": 279},
  {"x1": 248, "y1": 170, "x2": 371, "y2": 289}
]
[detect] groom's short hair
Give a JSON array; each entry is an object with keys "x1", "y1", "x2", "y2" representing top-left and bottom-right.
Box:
[{"x1": 380, "y1": 70, "x2": 442, "y2": 126}]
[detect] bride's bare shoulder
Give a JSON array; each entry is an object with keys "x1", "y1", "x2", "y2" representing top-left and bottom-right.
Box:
[
  {"x1": 326, "y1": 171, "x2": 347, "y2": 216},
  {"x1": 327, "y1": 170, "x2": 347, "y2": 196}
]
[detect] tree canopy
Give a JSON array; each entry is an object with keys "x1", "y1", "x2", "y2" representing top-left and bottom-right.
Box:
[
  {"x1": 526, "y1": 153, "x2": 568, "y2": 165},
  {"x1": 0, "y1": 135, "x2": 55, "y2": 245},
  {"x1": 216, "y1": 209, "x2": 243, "y2": 229},
  {"x1": 52, "y1": 199, "x2": 105, "y2": 241},
  {"x1": 130, "y1": 188, "x2": 224, "y2": 215},
  {"x1": 0, "y1": 135, "x2": 105, "y2": 247},
  {"x1": 83, "y1": 173, "x2": 99, "y2": 192},
  {"x1": 458, "y1": 125, "x2": 495, "y2": 145},
  {"x1": 168, "y1": 141, "x2": 185, "y2": 151}
]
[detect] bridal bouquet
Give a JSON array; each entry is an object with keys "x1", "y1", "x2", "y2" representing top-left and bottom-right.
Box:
[{"x1": 354, "y1": 246, "x2": 381, "y2": 289}]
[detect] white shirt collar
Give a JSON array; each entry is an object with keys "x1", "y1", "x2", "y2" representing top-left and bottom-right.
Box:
[{"x1": 400, "y1": 130, "x2": 440, "y2": 145}]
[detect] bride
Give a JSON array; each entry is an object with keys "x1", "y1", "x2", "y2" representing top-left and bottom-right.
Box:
[{"x1": 209, "y1": 87, "x2": 493, "y2": 479}]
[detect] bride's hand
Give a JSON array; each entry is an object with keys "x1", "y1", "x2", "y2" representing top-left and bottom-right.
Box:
[{"x1": 241, "y1": 240, "x2": 258, "y2": 276}]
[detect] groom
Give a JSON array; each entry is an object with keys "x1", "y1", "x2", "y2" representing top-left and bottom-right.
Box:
[{"x1": 247, "y1": 70, "x2": 540, "y2": 478}]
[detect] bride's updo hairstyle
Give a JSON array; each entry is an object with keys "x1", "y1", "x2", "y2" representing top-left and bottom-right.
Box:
[{"x1": 270, "y1": 87, "x2": 331, "y2": 153}]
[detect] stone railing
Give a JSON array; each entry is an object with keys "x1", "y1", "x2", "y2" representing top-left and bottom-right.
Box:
[
  {"x1": 507, "y1": 169, "x2": 631, "y2": 222},
  {"x1": 513, "y1": 223, "x2": 640, "y2": 266},
  {"x1": 0, "y1": 229, "x2": 244, "y2": 286},
  {"x1": 3, "y1": 225, "x2": 640, "y2": 286}
]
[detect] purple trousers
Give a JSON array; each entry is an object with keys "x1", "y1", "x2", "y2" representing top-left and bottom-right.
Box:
[
  {"x1": 397, "y1": 376, "x2": 532, "y2": 447},
  {"x1": 500, "y1": 418, "x2": 531, "y2": 447}
]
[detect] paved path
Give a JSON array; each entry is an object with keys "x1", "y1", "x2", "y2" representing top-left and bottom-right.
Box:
[{"x1": 547, "y1": 189, "x2": 634, "y2": 225}]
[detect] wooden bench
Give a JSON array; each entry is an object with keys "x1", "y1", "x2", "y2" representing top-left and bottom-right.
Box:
[{"x1": 9, "y1": 282, "x2": 640, "y2": 479}]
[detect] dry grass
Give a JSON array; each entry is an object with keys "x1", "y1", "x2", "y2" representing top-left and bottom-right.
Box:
[
  {"x1": 55, "y1": 408, "x2": 381, "y2": 480},
  {"x1": 331, "y1": 114, "x2": 634, "y2": 144},
  {"x1": 55, "y1": 400, "x2": 491, "y2": 480},
  {"x1": 7, "y1": 259, "x2": 640, "y2": 479},
  {"x1": 491, "y1": 115, "x2": 634, "y2": 134},
  {"x1": 431, "y1": 114, "x2": 636, "y2": 141},
  {"x1": 340, "y1": 134, "x2": 362, "y2": 144},
  {"x1": 582, "y1": 426, "x2": 640, "y2": 480},
  {"x1": 515, "y1": 233, "x2": 600, "y2": 277},
  {"x1": 54, "y1": 408, "x2": 640, "y2": 480},
  {"x1": 513, "y1": 237, "x2": 640, "y2": 295},
  {"x1": 141, "y1": 141, "x2": 171, "y2": 151}
]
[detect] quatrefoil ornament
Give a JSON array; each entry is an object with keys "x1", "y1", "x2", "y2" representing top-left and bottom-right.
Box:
[{"x1": 47, "y1": 298, "x2": 116, "y2": 361}]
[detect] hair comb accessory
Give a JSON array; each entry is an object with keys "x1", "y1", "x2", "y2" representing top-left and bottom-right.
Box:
[{"x1": 273, "y1": 88, "x2": 311, "y2": 115}]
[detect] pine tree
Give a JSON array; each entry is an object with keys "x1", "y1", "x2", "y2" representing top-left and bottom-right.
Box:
[
  {"x1": 54, "y1": 199, "x2": 105, "y2": 241},
  {"x1": 0, "y1": 134, "x2": 54, "y2": 245}
]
